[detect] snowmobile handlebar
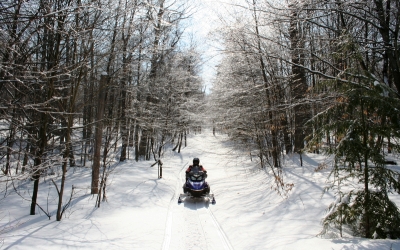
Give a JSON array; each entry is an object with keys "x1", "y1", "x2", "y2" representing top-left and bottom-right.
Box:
[{"x1": 186, "y1": 170, "x2": 207, "y2": 180}]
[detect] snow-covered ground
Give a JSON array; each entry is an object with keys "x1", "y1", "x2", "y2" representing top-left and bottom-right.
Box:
[{"x1": 1, "y1": 130, "x2": 399, "y2": 249}]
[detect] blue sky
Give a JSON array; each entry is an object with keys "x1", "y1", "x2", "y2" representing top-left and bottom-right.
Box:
[{"x1": 184, "y1": 0, "x2": 231, "y2": 93}]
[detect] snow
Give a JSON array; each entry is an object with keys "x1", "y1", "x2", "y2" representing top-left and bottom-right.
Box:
[{"x1": 1, "y1": 130, "x2": 399, "y2": 249}]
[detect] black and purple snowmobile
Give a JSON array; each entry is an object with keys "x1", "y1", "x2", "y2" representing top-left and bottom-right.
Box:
[{"x1": 178, "y1": 167, "x2": 215, "y2": 204}]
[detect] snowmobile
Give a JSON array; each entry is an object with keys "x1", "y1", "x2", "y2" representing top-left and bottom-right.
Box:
[{"x1": 178, "y1": 167, "x2": 215, "y2": 204}]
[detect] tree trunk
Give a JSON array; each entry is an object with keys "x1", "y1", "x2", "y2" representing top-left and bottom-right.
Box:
[
  {"x1": 30, "y1": 113, "x2": 48, "y2": 215},
  {"x1": 92, "y1": 74, "x2": 108, "y2": 195},
  {"x1": 374, "y1": 0, "x2": 400, "y2": 93},
  {"x1": 178, "y1": 132, "x2": 183, "y2": 153},
  {"x1": 5, "y1": 119, "x2": 15, "y2": 175},
  {"x1": 252, "y1": 0, "x2": 279, "y2": 167},
  {"x1": 289, "y1": 1, "x2": 311, "y2": 154},
  {"x1": 135, "y1": 122, "x2": 140, "y2": 161}
]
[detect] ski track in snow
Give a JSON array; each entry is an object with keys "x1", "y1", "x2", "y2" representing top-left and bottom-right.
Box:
[
  {"x1": 161, "y1": 163, "x2": 185, "y2": 250},
  {"x1": 162, "y1": 162, "x2": 233, "y2": 250},
  {"x1": 206, "y1": 205, "x2": 233, "y2": 250}
]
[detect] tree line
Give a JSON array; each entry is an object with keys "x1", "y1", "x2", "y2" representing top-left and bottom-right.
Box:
[
  {"x1": 208, "y1": 0, "x2": 400, "y2": 239},
  {"x1": 0, "y1": 0, "x2": 204, "y2": 221}
]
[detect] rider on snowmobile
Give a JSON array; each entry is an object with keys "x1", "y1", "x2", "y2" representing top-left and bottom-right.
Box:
[
  {"x1": 186, "y1": 157, "x2": 207, "y2": 180},
  {"x1": 179, "y1": 156, "x2": 215, "y2": 203}
]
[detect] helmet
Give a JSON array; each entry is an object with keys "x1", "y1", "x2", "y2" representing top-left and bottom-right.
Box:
[{"x1": 193, "y1": 158, "x2": 200, "y2": 165}]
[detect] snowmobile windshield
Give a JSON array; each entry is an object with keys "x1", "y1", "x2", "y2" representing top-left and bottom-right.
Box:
[{"x1": 190, "y1": 174, "x2": 204, "y2": 181}]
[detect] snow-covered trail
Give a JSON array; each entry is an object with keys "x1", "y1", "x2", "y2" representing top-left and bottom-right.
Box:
[
  {"x1": 1, "y1": 129, "x2": 399, "y2": 249},
  {"x1": 160, "y1": 131, "x2": 400, "y2": 250},
  {"x1": 161, "y1": 131, "x2": 236, "y2": 250}
]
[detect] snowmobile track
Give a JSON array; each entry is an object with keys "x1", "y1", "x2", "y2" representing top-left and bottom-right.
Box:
[
  {"x1": 205, "y1": 204, "x2": 233, "y2": 250},
  {"x1": 161, "y1": 163, "x2": 187, "y2": 250},
  {"x1": 161, "y1": 163, "x2": 233, "y2": 250}
]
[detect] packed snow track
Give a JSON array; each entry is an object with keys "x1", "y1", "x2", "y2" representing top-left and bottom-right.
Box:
[{"x1": 162, "y1": 165, "x2": 233, "y2": 250}]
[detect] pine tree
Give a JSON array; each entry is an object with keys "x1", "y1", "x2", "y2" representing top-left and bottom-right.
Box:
[{"x1": 309, "y1": 36, "x2": 400, "y2": 238}]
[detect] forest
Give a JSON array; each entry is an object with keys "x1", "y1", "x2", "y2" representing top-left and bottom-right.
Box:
[{"x1": 1, "y1": 0, "x2": 400, "y2": 240}]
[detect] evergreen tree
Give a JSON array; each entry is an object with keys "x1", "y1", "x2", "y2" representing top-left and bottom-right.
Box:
[{"x1": 308, "y1": 36, "x2": 400, "y2": 238}]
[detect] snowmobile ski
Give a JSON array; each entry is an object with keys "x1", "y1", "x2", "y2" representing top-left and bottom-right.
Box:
[{"x1": 178, "y1": 193, "x2": 215, "y2": 204}]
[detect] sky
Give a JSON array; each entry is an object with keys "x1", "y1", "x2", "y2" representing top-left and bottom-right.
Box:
[
  {"x1": 184, "y1": 0, "x2": 232, "y2": 93},
  {"x1": 184, "y1": 0, "x2": 257, "y2": 93}
]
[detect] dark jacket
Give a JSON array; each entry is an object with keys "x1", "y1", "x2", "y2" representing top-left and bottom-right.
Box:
[{"x1": 186, "y1": 164, "x2": 206, "y2": 173}]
